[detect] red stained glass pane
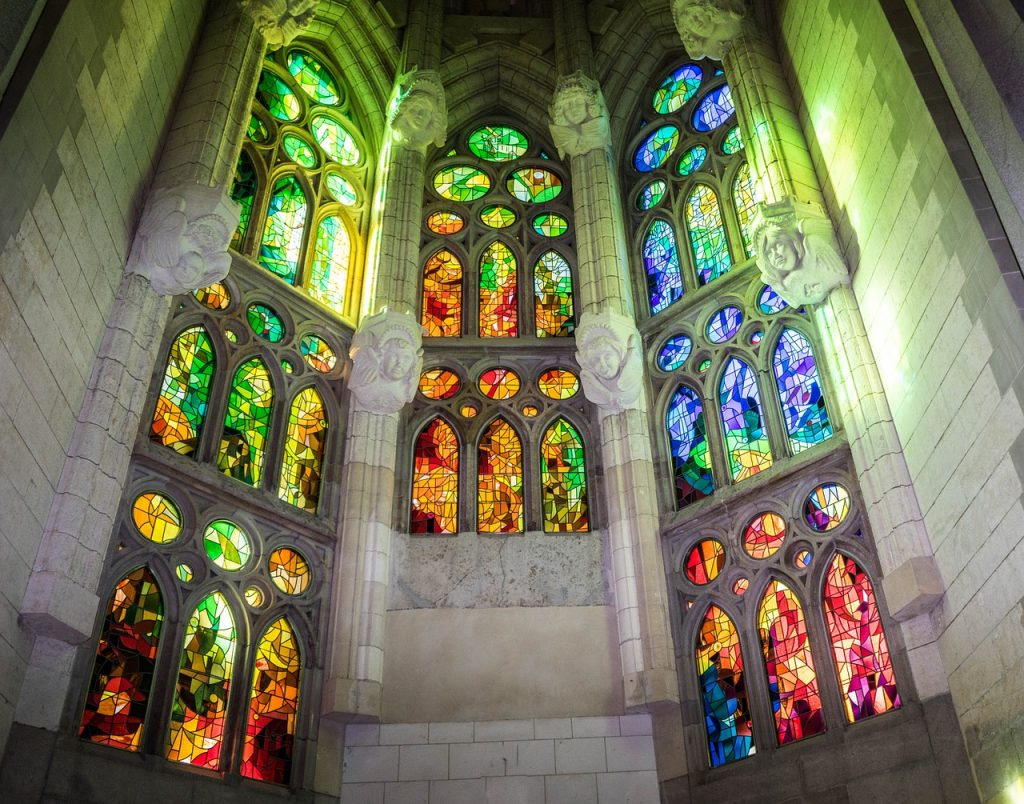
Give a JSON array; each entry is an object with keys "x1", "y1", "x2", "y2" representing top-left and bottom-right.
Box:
[
  {"x1": 479, "y1": 241, "x2": 518, "y2": 337},
  {"x1": 411, "y1": 418, "x2": 459, "y2": 534},
  {"x1": 478, "y1": 367, "x2": 521, "y2": 400},
  {"x1": 743, "y1": 512, "x2": 786, "y2": 559},
  {"x1": 477, "y1": 418, "x2": 524, "y2": 532},
  {"x1": 685, "y1": 539, "x2": 725, "y2": 585},
  {"x1": 422, "y1": 248, "x2": 463, "y2": 337},
  {"x1": 418, "y1": 368, "x2": 461, "y2": 400}
]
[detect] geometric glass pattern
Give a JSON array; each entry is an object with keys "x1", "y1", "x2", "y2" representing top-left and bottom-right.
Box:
[
  {"x1": 247, "y1": 303, "x2": 286, "y2": 342},
  {"x1": 300, "y1": 334, "x2": 337, "y2": 373},
  {"x1": 667, "y1": 385, "x2": 714, "y2": 507},
  {"x1": 685, "y1": 539, "x2": 725, "y2": 585},
  {"x1": 678, "y1": 144, "x2": 707, "y2": 176},
  {"x1": 282, "y1": 133, "x2": 318, "y2": 168},
  {"x1": 481, "y1": 205, "x2": 517, "y2": 228},
  {"x1": 477, "y1": 418, "x2": 524, "y2": 533},
  {"x1": 534, "y1": 250, "x2": 575, "y2": 336},
  {"x1": 411, "y1": 417, "x2": 459, "y2": 534},
  {"x1": 643, "y1": 219, "x2": 683, "y2": 314},
  {"x1": 310, "y1": 114, "x2": 360, "y2": 165},
  {"x1": 540, "y1": 418, "x2": 589, "y2": 533},
  {"x1": 203, "y1": 520, "x2": 252, "y2": 572},
  {"x1": 151, "y1": 326, "x2": 215, "y2": 457},
  {"x1": 193, "y1": 282, "x2": 231, "y2": 311},
  {"x1": 686, "y1": 184, "x2": 733, "y2": 286},
  {"x1": 638, "y1": 180, "x2": 666, "y2": 210},
  {"x1": 773, "y1": 328, "x2": 833, "y2": 453},
  {"x1": 230, "y1": 151, "x2": 258, "y2": 250},
  {"x1": 478, "y1": 367, "x2": 521, "y2": 400},
  {"x1": 131, "y1": 491, "x2": 182, "y2": 544},
  {"x1": 268, "y1": 547, "x2": 311, "y2": 596},
  {"x1": 286, "y1": 49, "x2": 340, "y2": 105},
  {"x1": 427, "y1": 211, "x2": 465, "y2": 235},
  {"x1": 259, "y1": 176, "x2": 307, "y2": 284},
  {"x1": 421, "y1": 249, "x2": 463, "y2": 337},
  {"x1": 278, "y1": 386, "x2": 327, "y2": 512},
  {"x1": 434, "y1": 165, "x2": 491, "y2": 202},
  {"x1": 217, "y1": 357, "x2": 274, "y2": 487},
  {"x1": 742, "y1": 512, "x2": 786, "y2": 559},
  {"x1": 506, "y1": 168, "x2": 562, "y2": 203},
  {"x1": 256, "y1": 71, "x2": 301, "y2": 121},
  {"x1": 532, "y1": 213, "x2": 568, "y2": 238},
  {"x1": 468, "y1": 125, "x2": 529, "y2": 161},
  {"x1": 479, "y1": 240, "x2": 518, "y2": 337},
  {"x1": 418, "y1": 368, "x2": 461, "y2": 400},
  {"x1": 719, "y1": 357, "x2": 772, "y2": 481},
  {"x1": 722, "y1": 126, "x2": 743, "y2": 155},
  {"x1": 658, "y1": 334, "x2": 693, "y2": 371},
  {"x1": 693, "y1": 84, "x2": 735, "y2": 132},
  {"x1": 309, "y1": 215, "x2": 351, "y2": 311},
  {"x1": 635, "y1": 125, "x2": 680, "y2": 171},
  {"x1": 706, "y1": 305, "x2": 743, "y2": 343},
  {"x1": 733, "y1": 162, "x2": 758, "y2": 258},
  {"x1": 652, "y1": 63, "x2": 702, "y2": 114},
  {"x1": 758, "y1": 284, "x2": 788, "y2": 314},
  {"x1": 538, "y1": 368, "x2": 580, "y2": 399},
  {"x1": 324, "y1": 171, "x2": 358, "y2": 206},
  {"x1": 805, "y1": 483, "x2": 850, "y2": 532}
]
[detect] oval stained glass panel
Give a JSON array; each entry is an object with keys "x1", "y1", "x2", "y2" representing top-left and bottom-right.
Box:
[
  {"x1": 193, "y1": 283, "x2": 230, "y2": 311},
  {"x1": 427, "y1": 211, "x2": 465, "y2": 235},
  {"x1": 300, "y1": 334, "x2": 337, "y2": 373},
  {"x1": 286, "y1": 49, "x2": 340, "y2": 105},
  {"x1": 706, "y1": 306, "x2": 743, "y2": 343},
  {"x1": 722, "y1": 126, "x2": 744, "y2": 154},
  {"x1": 418, "y1": 368, "x2": 461, "y2": 400},
  {"x1": 638, "y1": 180, "x2": 666, "y2": 210},
  {"x1": 743, "y1": 512, "x2": 786, "y2": 559},
  {"x1": 538, "y1": 368, "x2": 579, "y2": 399},
  {"x1": 468, "y1": 125, "x2": 529, "y2": 161},
  {"x1": 693, "y1": 84, "x2": 736, "y2": 132},
  {"x1": 256, "y1": 71, "x2": 301, "y2": 121},
  {"x1": 758, "y1": 285, "x2": 788, "y2": 314},
  {"x1": 175, "y1": 563, "x2": 193, "y2": 583},
  {"x1": 634, "y1": 125, "x2": 680, "y2": 172},
  {"x1": 685, "y1": 539, "x2": 726, "y2": 585},
  {"x1": 247, "y1": 113, "x2": 270, "y2": 143},
  {"x1": 532, "y1": 213, "x2": 568, "y2": 237},
  {"x1": 203, "y1": 520, "x2": 251, "y2": 571},
  {"x1": 324, "y1": 171, "x2": 358, "y2": 206},
  {"x1": 658, "y1": 335, "x2": 693, "y2": 371},
  {"x1": 480, "y1": 205, "x2": 516, "y2": 228},
  {"x1": 507, "y1": 168, "x2": 562, "y2": 203},
  {"x1": 478, "y1": 367, "x2": 521, "y2": 400},
  {"x1": 282, "y1": 133, "x2": 318, "y2": 168},
  {"x1": 268, "y1": 547, "x2": 310, "y2": 595},
  {"x1": 132, "y1": 492, "x2": 182, "y2": 544},
  {"x1": 247, "y1": 303, "x2": 285, "y2": 342},
  {"x1": 678, "y1": 145, "x2": 708, "y2": 176},
  {"x1": 434, "y1": 165, "x2": 491, "y2": 202},
  {"x1": 244, "y1": 587, "x2": 264, "y2": 607},
  {"x1": 310, "y1": 114, "x2": 361, "y2": 165},
  {"x1": 653, "y1": 63, "x2": 703, "y2": 114},
  {"x1": 804, "y1": 483, "x2": 850, "y2": 532}
]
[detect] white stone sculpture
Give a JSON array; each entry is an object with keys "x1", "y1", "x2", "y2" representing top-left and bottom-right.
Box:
[
  {"x1": 752, "y1": 197, "x2": 850, "y2": 307},
  {"x1": 549, "y1": 71, "x2": 610, "y2": 159},
  {"x1": 575, "y1": 310, "x2": 644, "y2": 414},
  {"x1": 239, "y1": 0, "x2": 318, "y2": 50},
  {"x1": 389, "y1": 69, "x2": 447, "y2": 151},
  {"x1": 348, "y1": 310, "x2": 424, "y2": 414},
  {"x1": 672, "y1": 0, "x2": 746, "y2": 61},
  {"x1": 128, "y1": 183, "x2": 240, "y2": 296}
]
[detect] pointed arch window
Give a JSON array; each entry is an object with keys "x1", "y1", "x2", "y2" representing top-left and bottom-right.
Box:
[
  {"x1": 540, "y1": 417, "x2": 589, "y2": 532},
  {"x1": 686, "y1": 184, "x2": 732, "y2": 286},
  {"x1": 259, "y1": 175, "x2": 308, "y2": 284},
  {"x1": 667, "y1": 385, "x2": 714, "y2": 507},
  {"x1": 477, "y1": 417, "x2": 524, "y2": 533},
  {"x1": 218, "y1": 357, "x2": 274, "y2": 487},
  {"x1": 479, "y1": 240, "x2": 518, "y2": 337},
  {"x1": 411, "y1": 417, "x2": 460, "y2": 534},
  {"x1": 151, "y1": 326, "x2": 215, "y2": 456},
  {"x1": 421, "y1": 248, "x2": 463, "y2": 337},
  {"x1": 643, "y1": 219, "x2": 684, "y2": 314},
  {"x1": 278, "y1": 386, "x2": 327, "y2": 512},
  {"x1": 719, "y1": 357, "x2": 772, "y2": 481},
  {"x1": 773, "y1": 328, "x2": 833, "y2": 453},
  {"x1": 733, "y1": 162, "x2": 758, "y2": 258},
  {"x1": 534, "y1": 250, "x2": 575, "y2": 336}
]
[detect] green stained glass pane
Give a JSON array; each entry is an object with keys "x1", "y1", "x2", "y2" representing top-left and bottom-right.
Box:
[
  {"x1": 203, "y1": 520, "x2": 251, "y2": 571},
  {"x1": 175, "y1": 563, "x2": 193, "y2": 583},
  {"x1": 653, "y1": 64, "x2": 703, "y2": 114},
  {"x1": 310, "y1": 114, "x2": 360, "y2": 165},
  {"x1": 638, "y1": 180, "x2": 666, "y2": 210},
  {"x1": 258, "y1": 176, "x2": 307, "y2": 284},
  {"x1": 256, "y1": 70, "x2": 301, "y2": 121},
  {"x1": 686, "y1": 184, "x2": 732, "y2": 285},
  {"x1": 301, "y1": 334, "x2": 337, "y2": 372},
  {"x1": 467, "y1": 125, "x2": 529, "y2": 161},
  {"x1": 479, "y1": 241, "x2": 518, "y2": 337},
  {"x1": 534, "y1": 250, "x2": 575, "y2": 336},
  {"x1": 325, "y1": 171, "x2": 358, "y2": 206},
  {"x1": 541, "y1": 418, "x2": 589, "y2": 532},
  {"x1": 733, "y1": 162, "x2": 758, "y2": 257},
  {"x1": 506, "y1": 168, "x2": 562, "y2": 203},
  {"x1": 532, "y1": 213, "x2": 568, "y2": 237},
  {"x1": 480, "y1": 205, "x2": 516, "y2": 228},
  {"x1": 246, "y1": 113, "x2": 269, "y2": 144},
  {"x1": 445, "y1": 147, "x2": 457, "y2": 157},
  {"x1": 278, "y1": 386, "x2": 327, "y2": 511},
  {"x1": 246, "y1": 303, "x2": 285, "y2": 342},
  {"x1": 286, "y1": 49, "x2": 340, "y2": 105},
  {"x1": 678, "y1": 145, "x2": 708, "y2": 176},
  {"x1": 434, "y1": 165, "x2": 491, "y2": 202},
  {"x1": 151, "y1": 327, "x2": 215, "y2": 456},
  {"x1": 309, "y1": 215, "x2": 350, "y2": 311},
  {"x1": 722, "y1": 126, "x2": 744, "y2": 154},
  {"x1": 282, "y1": 133, "x2": 318, "y2": 168},
  {"x1": 229, "y1": 151, "x2": 258, "y2": 250},
  {"x1": 218, "y1": 358, "x2": 274, "y2": 487}
]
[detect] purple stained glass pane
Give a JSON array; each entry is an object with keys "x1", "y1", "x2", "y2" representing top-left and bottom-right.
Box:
[
  {"x1": 644, "y1": 220, "x2": 683, "y2": 314},
  {"x1": 773, "y1": 328, "x2": 833, "y2": 452},
  {"x1": 667, "y1": 386, "x2": 714, "y2": 507},
  {"x1": 758, "y1": 285, "x2": 788, "y2": 314},
  {"x1": 706, "y1": 306, "x2": 743, "y2": 343},
  {"x1": 693, "y1": 84, "x2": 735, "y2": 132},
  {"x1": 658, "y1": 335, "x2": 693, "y2": 371}
]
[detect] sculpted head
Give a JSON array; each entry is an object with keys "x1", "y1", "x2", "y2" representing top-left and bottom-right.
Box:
[
  {"x1": 760, "y1": 224, "x2": 802, "y2": 278},
  {"x1": 672, "y1": 0, "x2": 746, "y2": 60},
  {"x1": 379, "y1": 330, "x2": 417, "y2": 381}
]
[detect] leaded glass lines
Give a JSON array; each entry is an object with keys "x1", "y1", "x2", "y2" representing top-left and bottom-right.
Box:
[
  {"x1": 695, "y1": 605, "x2": 754, "y2": 766},
  {"x1": 278, "y1": 386, "x2": 327, "y2": 511},
  {"x1": 540, "y1": 418, "x2": 589, "y2": 532},
  {"x1": 477, "y1": 418, "x2": 524, "y2": 533},
  {"x1": 411, "y1": 418, "x2": 459, "y2": 534},
  {"x1": 151, "y1": 327, "x2": 215, "y2": 456},
  {"x1": 218, "y1": 357, "x2": 274, "y2": 487}
]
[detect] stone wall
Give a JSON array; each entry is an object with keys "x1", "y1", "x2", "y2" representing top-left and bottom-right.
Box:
[
  {"x1": 0, "y1": 0, "x2": 203, "y2": 753},
  {"x1": 777, "y1": 0, "x2": 1024, "y2": 798}
]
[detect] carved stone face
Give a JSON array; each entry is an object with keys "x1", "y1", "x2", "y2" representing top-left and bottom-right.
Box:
[
  {"x1": 397, "y1": 93, "x2": 433, "y2": 134},
  {"x1": 590, "y1": 336, "x2": 623, "y2": 380},
  {"x1": 765, "y1": 233, "x2": 800, "y2": 276},
  {"x1": 681, "y1": 3, "x2": 716, "y2": 37},
  {"x1": 380, "y1": 335, "x2": 415, "y2": 380},
  {"x1": 560, "y1": 90, "x2": 589, "y2": 126}
]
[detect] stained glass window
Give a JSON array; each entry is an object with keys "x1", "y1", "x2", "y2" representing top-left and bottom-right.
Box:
[
  {"x1": 823, "y1": 554, "x2": 900, "y2": 722},
  {"x1": 733, "y1": 162, "x2": 758, "y2": 257},
  {"x1": 412, "y1": 418, "x2": 459, "y2": 534},
  {"x1": 231, "y1": 151, "x2": 258, "y2": 250},
  {"x1": 678, "y1": 144, "x2": 707, "y2": 176},
  {"x1": 479, "y1": 241, "x2": 518, "y2": 337},
  {"x1": 534, "y1": 250, "x2": 575, "y2": 336},
  {"x1": 268, "y1": 547, "x2": 311, "y2": 595},
  {"x1": 241, "y1": 617, "x2": 302, "y2": 784},
  {"x1": 719, "y1": 357, "x2": 772, "y2": 481},
  {"x1": 324, "y1": 171, "x2": 357, "y2": 206},
  {"x1": 722, "y1": 126, "x2": 743, "y2": 155},
  {"x1": 310, "y1": 114, "x2": 360, "y2": 165},
  {"x1": 805, "y1": 483, "x2": 850, "y2": 531},
  {"x1": 247, "y1": 303, "x2": 285, "y2": 342},
  {"x1": 481, "y1": 205, "x2": 517, "y2": 228},
  {"x1": 634, "y1": 125, "x2": 680, "y2": 171},
  {"x1": 644, "y1": 219, "x2": 683, "y2": 314},
  {"x1": 638, "y1": 180, "x2": 666, "y2": 210},
  {"x1": 286, "y1": 50, "x2": 340, "y2": 105},
  {"x1": 658, "y1": 335, "x2": 692, "y2": 371},
  {"x1": 151, "y1": 326, "x2": 215, "y2": 456},
  {"x1": 667, "y1": 386, "x2": 714, "y2": 507},
  {"x1": 685, "y1": 539, "x2": 725, "y2": 585},
  {"x1": 418, "y1": 368, "x2": 461, "y2": 400},
  {"x1": 653, "y1": 64, "x2": 703, "y2": 114},
  {"x1": 79, "y1": 567, "x2": 163, "y2": 750},
  {"x1": 706, "y1": 305, "x2": 743, "y2": 343},
  {"x1": 282, "y1": 133, "x2": 318, "y2": 168},
  {"x1": 427, "y1": 211, "x2": 465, "y2": 235},
  {"x1": 203, "y1": 519, "x2": 252, "y2": 571},
  {"x1": 758, "y1": 284, "x2": 788, "y2": 314},
  {"x1": 166, "y1": 592, "x2": 236, "y2": 769},
  {"x1": 300, "y1": 334, "x2": 337, "y2": 372},
  {"x1": 309, "y1": 215, "x2": 351, "y2": 311},
  {"x1": 743, "y1": 512, "x2": 786, "y2": 559},
  {"x1": 693, "y1": 84, "x2": 735, "y2": 132},
  {"x1": 194, "y1": 282, "x2": 230, "y2": 311},
  {"x1": 757, "y1": 581, "x2": 825, "y2": 744},
  {"x1": 538, "y1": 368, "x2": 580, "y2": 399},
  {"x1": 532, "y1": 213, "x2": 568, "y2": 237},
  {"x1": 774, "y1": 329, "x2": 833, "y2": 452},
  {"x1": 434, "y1": 165, "x2": 491, "y2": 201},
  {"x1": 468, "y1": 125, "x2": 529, "y2": 161},
  {"x1": 478, "y1": 418, "x2": 524, "y2": 533},
  {"x1": 541, "y1": 418, "x2": 589, "y2": 532},
  {"x1": 506, "y1": 168, "x2": 562, "y2": 203},
  {"x1": 422, "y1": 248, "x2": 463, "y2": 337},
  {"x1": 132, "y1": 492, "x2": 182, "y2": 544},
  {"x1": 279, "y1": 387, "x2": 327, "y2": 511},
  {"x1": 686, "y1": 184, "x2": 732, "y2": 285},
  {"x1": 695, "y1": 605, "x2": 755, "y2": 767},
  {"x1": 218, "y1": 357, "x2": 274, "y2": 486},
  {"x1": 259, "y1": 176, "x2": 307, "y2": 284},
  {"x1": 256, "y1": 71, "x2": 301, "y2": 121},
  {"x1": 478, "y1": 367, "x2": 521, "y2": 399}
]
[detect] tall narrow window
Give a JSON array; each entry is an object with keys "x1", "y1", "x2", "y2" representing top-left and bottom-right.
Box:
[
  {"x1": 278, "y1": 386, "x2": 327, "y2": 512},
  {"x1": 218, "y1": 357, "x2": 274, "y2": 487},
  {"x1": 478, "y1": 417, "x2": 524, "y2": 533},
  {"x1": 540, "y1": 417, "x2": 589, "y2": 532},
  {"x1": 773, "y1": 328, "x2": 833, "y2": 453},
  {"x1": 79, "y1": 567, "x2": 163, "y2": 750},
  {"x1": 534, "y1": 250, "x2": 575, "y2": 336},
  {"x1": 643, "y1": 219, "x2": 683, "y2": 314},
  {"x1": 421, "y1": 248, "x2": 463, "y2": 337},
  {"x1": 686, "y1": 184, "x2": 732, "y2": 285},
  {"x1": 757, "y1": 580, "x2": 825, "y2": 744},
  {"x1": 733, "y1": 162, "x2": 758, "y2": 258},
  {"x1": 667, "y1": 385, "x2": 714, "y2": 507},
  {"x1": 479, "y1": 240, "x2": 518, "y2": 337},
  {"x1": 823, "y1": 553, "x2": 900, "y2": 722},
  {"x1": 695, "y1": 605, "x2": 755, "y2": 767},
  {"x1": 241, "y1": 617, "x2": 302, "y2": 784},
  {"x1": 166, "y1": 592, "x2": 237, "y2": 769},
  {"x1": 259, "y1": 176, "x2": 308, "y2": 284},
  {"x1": 411, "y1": 417, "x2": 459, "y2": 534},
  {"x1": 309, "y1": 215, "x2": 351, "y2": 309},
  {"x1": 151, "y1": 326, "x2": 215, "y2": 456},
  {"x1": 231, "y1": 151, "x2": 258, "y2": 250},
  {"x1": 719, "y1": 357, "x2": 772, "y2": 481}
]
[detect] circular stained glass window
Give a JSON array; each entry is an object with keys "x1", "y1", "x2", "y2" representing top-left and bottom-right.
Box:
[
  {"x1": 478, "y1": 367, "x2": 521, "y2": 400},
  {"x1": 733, "y1": 577, "x2": 749, "y2": 595},
  {"x1": 435, "y1": 165, "x2": 491, "y2": 202},
  {"x1": 193, "y1": 283, "x2": 230, "y2": 310},
  {"x1": 638, "y1": 180, "x2": 666, "y2": 210},
  {"x1": 310, "y1": 114, "x2": 361, "y2": 165},
  {"x1": 507, "y1": 168, "x2": 562, "y2": 203},
  {"x1": 692, "y1": 84, "x2": 735, "y2": 132},
  {"x1": 203, "y1": 520, "x2": 252, "y2": 571},
  {"x1": 460, "y1": 403, "x2": 478, "y2": 418},
  {"x1": 794, "y1": 549, "x2": 813, "y2": 569},
  {"x1": 634, "y1": 125, "x2": 679, "y2": 172},
  {"x1": 269, "y1": 547, "x2": 310, "y2": 595},
  {"x1": 532, "y1": 213, "x2": 568, "y2": 237},
  {"x1": 677, "y1": 145, "x2": 707, "y2": 176},
  {"x1": 804, "y1": 483, "x2": 851, "y2": 532},
  {"x1": 131, "y1": 492, "x2": 182, "y2": 544},
  {"x1": 684, "y1": 539, "x2": 726, "y2": 585},
  {"x1": 538, "y1": 368, "x2": 579, "y2": 399},
  {"x1": 652, "y1": 63, "x2": 703, "y2": 114},
  {"x1": 750, "y1": 329, "x2": 763, "y2": 346},
  {"x1": 706, "y1": 306, "x2": 743, "y2": 343},
  {"x1": 175, "y1": 563, "x2": 193, "y2": 583},
  {"x1": 325, "y1": 171, "x2": 358, "y2": 206},
  {"x1": 300, "y1": 334, "x2": 337, "y2": 373},
  {"x1": 244, "y1": 586, "x2": 264, "y2": 607},
  {"x1": 758, "y1": 285, "x2": 788, "y2": 314},
  {"x1": 247, "y1": 303, "x2": 285, "y2": 342},
  {"x1": 427, "y1": 211, "x2": 465, "y2": 235},
  {"x1": 256, "y1": 70, "x2": 301, "y2": 121},
  {"x1": 657, "y1": 335, "x2": 692, "y2": 372},
  {"x1": 281, "y1": 359, "x2": 294, "y2": 374},
  {"x1": 247, "y1": 112, "x2": 270, "y2": 144},
  {"x1": 282, "y1": 133, "x2": 318, "y2": 168},
  {"x1": 419, "y1": 368, "x2": 461, "y2": 400},
  {"x1": 521, "y1": 405, "x2": 539, "y2": 418},
  {"x1": 286, "y1": 49, "x2": 341, "y2": 105},
  {"x1": 698, "y1": 358, "x2": 712, "y2": 373},
  {"x1": 468, "y1": 125, "x2": 529, "y2": 161},
  {"x1": 480, "y1": 205, "x2": 517, "y2": 228},
  {"x1": 743, "y1": 512, "x2": 787, "y2": 559}
]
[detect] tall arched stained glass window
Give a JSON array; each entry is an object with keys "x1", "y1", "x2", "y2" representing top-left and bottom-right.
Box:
[
  {"x1": 231, "y1": 151, "x2": 258, "y2": 250},
  {"x1": 278, "y1": 386, "x2": 327, "y2": 512},
  {"x1": 719, "y1": 357, "x2": 772, "y2": 481},
  {"x1": 166, "y1": 592, "x2": 236, "y2": 769},
  {"x1": 309, "y1": 215, "x2": 351, "y2": 309},
  {"x1": 259, "y1": 176, "x2": 308, "y2": 285},
  {"x1": 478, "y1": 417, "x2": 524, "y2": 533},
  {"x1": 411, "y1": 417, "x2": 459, "y2": 534},
  {"x1": 823, "y1": 553, "x2": 900, "y2": 722},
  {"x1": 757, "y1": 580, "x2": 825, "y2": 744},
  {"x1": 733, "y1": 162, "x2": 758, "y2": 258},
  {"x1": 151, "y1": 326, "x2": 215, "y2": 457},
  {"x1": 479, "y1": 240, "x2": 518, "y2": 337},
  {"x1": 773, "y1": 328, "x2": 833, "y2": 453},
  {"x1": 218, "y1": 357, "x2": 274, "y2": 487},
  {"x1": 421, "y1": 248, "x2": 463, "y2": 337},
  {"x1": 79, "y1": 567, "x2": 163, "y2": 750},
  {"x1": 534, "y1": 250, "x2": 575, "y2": 336},
  {"x1": 667, "y1": 385, "x2": 714, "y2": 507},
  {"x1": 686, "y1": 184, "x2": 732, "y2": 286},
  {"x1": 541, "y1": 418, "x2": 589, "y2": 532},
  {"x1": 241, "y1": 617, "x2": 302, "y2": 784},
  {"x1": 695, "y1": 605, "x2": 755, "y2": 767},
  {"x1": 643, "y1": 219, "x2": 683, "y2": 314}
]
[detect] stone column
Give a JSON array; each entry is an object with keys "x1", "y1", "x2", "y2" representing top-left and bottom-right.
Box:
[
  {"x1": 551, "y1": 0, "x2": 678, "y2": 713},
  {"x1": 15, "y1": 0, "x2": 306, "y2": 729},
  {"x1": 675, "y1": 0, "x2": 946, "y2": 691}
]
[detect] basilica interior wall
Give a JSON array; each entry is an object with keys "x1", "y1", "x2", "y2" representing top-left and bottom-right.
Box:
[{"x1": 777, "y1": 0, "x2": 1024, "y2": 798}]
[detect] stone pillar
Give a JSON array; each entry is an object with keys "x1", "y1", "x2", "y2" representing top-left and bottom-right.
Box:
[
  {"x1": 15, "y1": 0, "x2": 306, "y2": 729},
  {"x1": 550, "y1": 0, "x2": 677, "y2": 712},
  {"x1": 675, "y1": 0, "x2": 946, "y2": 691}
]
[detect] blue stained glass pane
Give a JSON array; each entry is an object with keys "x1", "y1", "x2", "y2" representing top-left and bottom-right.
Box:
[
  {"x1": 634, "y1": 125, "x2": 680, "y2": 172},
  {"x1": 707, "y1": 306, "x2": 743, "y2": 343},
  {"x1": 667, "y1": 386, "x2": 714, "y2": 507},
  {"x1": 638, "y1": 180, "x2": 667, "y2": 210},
  {"x1": 696, "y1": 605, "x2": 755, "y2": 767},
  {"x1": 658, "y1": 335, "x2": 693, "y2": 371},
  {"x1": 758, "y1": 285, "x2": 788, "y2": 314},
  {"x1": 643, "y1": 220, "x2": 683, "y2": 314},
  {"x1": 719, "y1": 357, "x2": 772, "y2": 482},
  {"x1": 693, "y1": 84, "x2": 736, "y2": 132},
  {"x1": 773, "y1": 329, "x2": 833, "y2": 452}
]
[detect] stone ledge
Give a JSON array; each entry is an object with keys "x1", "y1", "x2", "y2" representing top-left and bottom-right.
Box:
[{"x1": 881, "y1": 555, "x2": 945, "y2": 620}]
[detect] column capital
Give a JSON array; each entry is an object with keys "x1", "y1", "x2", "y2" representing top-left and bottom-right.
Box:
[
  {"x1": 752, "y1": 197, "x2": 850, "y2": 307},
  {"x1": 389, "y1": 68, "x2": 448, "y2": 152},
  {"x1": 575, "y1": 310, "x2": 644, "y2": 415},
  {"x1": 127, "y1": 183, "x2": 240, "y2": 296},
  {"x1": 672, "y1": 0, "x2": 747, "y2": 61},
  {"x1": 549, "y1": 71, "x2": 611, "y2": 159},
  {"x1": 239, "y1": 0, "x2": 318, "y2": 50},
  {"x1": 348, "y1": 310, "x2": 424, "y2": 414}
]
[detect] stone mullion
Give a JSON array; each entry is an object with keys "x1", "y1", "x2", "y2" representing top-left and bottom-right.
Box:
[{"x1": 374, "y1": 145, "x2": 428, "y2": 314}]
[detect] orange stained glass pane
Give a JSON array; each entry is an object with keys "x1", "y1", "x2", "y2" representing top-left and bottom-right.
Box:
[
  {"x1": 478, "y1": 367, "x2": 521, "y2": 400},
  {"x1": 131, "y1": 492, "x2": 182, "y2": 544},
  {"x1": 418, "y1": 368, "x2": 461, "y2": 400},
  {"x1": 421, "y1": 248, "x2": 463, "y2": 337},
  {"x1": 151, "y1": 326, "x2": 215, "y2": 456},
  {"x1": 411, "y1": 418, "x2": 459, "y2": 534},
  {"x1": 521, "y1": 405, "x2": 539, "y2": 417},
  {"x1": 427, "y1": 211, "x2": 465, "y2": 235},
  {"x1": 479, "y1": 241, "x2": 518, "y2": 337},
  {"x1": 541, "y1": 418, "x2": 589, "y2": 532},
  {"x1": 537, "y1": 368, "x2": 579, "y2": 399},
  {"x1": 743, "y1": 512, "x2": 786, "y2": 559},
  {"x1": 193, "y1": 283, "x2": 230, "y2": 310},
  {"x1": 460, "y1": 404, "x2": 478, "y2": 418},
  {"x1": 268, "y1": 547, "x2": 311, "y2": 595},
  {"x1": 241, "y1": 617, "x2": 302, "y2": 785},
  {"x1": 685, "y1": 539, "x2": 725, "y2": 585},
  {"x1": 477, "y1": 418, "x2": 524, "y2": 533},
  {"x1": 278, "y1": 387, "x2": 327, "y2": 512}
]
